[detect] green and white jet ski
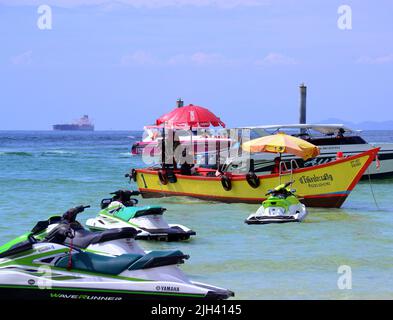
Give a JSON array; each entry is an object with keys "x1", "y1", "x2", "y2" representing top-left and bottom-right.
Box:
[
  {"x1": 245, "y1": 181, "x2": 308, "y2": 224},
  {"x1": 8, "y1": 205, "x2": 146, "y2": 256},
  {"x1": 86, "y1": 190, "x2": 196, "y2": 241},
  {"x1": 0, "y1": 220, "x2": 234, "y2": 300}
]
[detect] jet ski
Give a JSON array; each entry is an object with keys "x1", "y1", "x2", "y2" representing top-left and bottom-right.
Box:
[
  {"x1": 86, "y1": 190, "x2": 196, "y2": 241},
  {"x1": 0, "y1": 219, "x2": 234, "y2": 300},
  {"x1": 2, "y1": 205, "x2": 146, "y2": 256},
  {"x1": 245, "y1": 181, "x2": 308, "y2": 224}
]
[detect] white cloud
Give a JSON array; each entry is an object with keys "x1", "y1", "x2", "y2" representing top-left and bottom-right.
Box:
[
  {"x1": 191, "y1": 52, "x2": 224, "y2": 64},
  {"x1": 356, "y1": 54, "x2": 393, "y2": 65},
  {"x1": 120, "y1": 50, "x2": 157, "y2": 66},
  {"x1": 0, "y1": 0, "x2": 270, "y2": 9},
  {"x1": 10, "y1": 50, "x2": 33, "y2": 65},
  {"x1": 255, "y1": 52, "x2": 299, "y2": 66},
  {"x1": 120, "y1": 51, "x2": 300, "y2": 67},
  {"x1": 168, "y1": 52, "x2": 232, "y2": 66},
  {"x1": 120, "y1": 51, "x2": 236, "y2": 66}
]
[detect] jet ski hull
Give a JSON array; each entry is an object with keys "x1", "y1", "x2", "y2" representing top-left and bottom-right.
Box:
[
  {"x1": 245, "y1": 204, "x2": 308, "y2": 225},
  {"x1": 245, "y1": 216, "x2": 300, "y2": 224},
  {"x1": 136, "y1": 227, "x2": 196, "y2": 241},
  {"x1": 0, "y1": 268, "x2": 234, "y2": 301},
  {"x1": 86, "y1": 215, "x2": 196, "y2": 242},
  {"x1": 0, "y1": 285, "x2": 233, "y2": 301}
]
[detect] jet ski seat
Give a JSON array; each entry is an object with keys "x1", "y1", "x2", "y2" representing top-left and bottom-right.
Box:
[
  {"x1": 114, "y1": 206, "x2": 165, "y2": 221},
  {"x1": 128, "y1": 250, "x2": 189, "y2": 270},
  {"x1": 55, "y1": 251, "x2": 143, "y2": 275},
  {"x1": 55, "y1": 250, "x2": 189, "y2": 275},
  {"x1": 64, "y1": 227, "x2": 138, "y2": 249}
]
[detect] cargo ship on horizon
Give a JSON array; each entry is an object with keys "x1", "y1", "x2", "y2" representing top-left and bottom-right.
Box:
[{"x1": 53, "y1": 115, "x2": 94, "y2": 131}]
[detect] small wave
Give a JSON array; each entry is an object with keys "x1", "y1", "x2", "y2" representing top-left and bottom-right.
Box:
[
  {"x1": 119, "y1": 152, "x2": 132, "y2": 158},
  {"x1": 0, "y1": 151, "x2": 33, "y2": 157},
  {"x1": 8, "y1": 177, "x2": 114, "y2": 184},
  {"x1": 40, "y1": 150, "x2": 77, "y2": 157}
]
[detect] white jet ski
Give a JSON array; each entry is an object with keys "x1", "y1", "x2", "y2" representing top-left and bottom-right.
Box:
[{"x1": 86, "y1": 190, "x2": 196, "y2": 241}]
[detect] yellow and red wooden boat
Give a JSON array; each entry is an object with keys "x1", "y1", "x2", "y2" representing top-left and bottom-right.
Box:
[{"x1": 133, "y1": 148, "x2": 379, "y2": 208}]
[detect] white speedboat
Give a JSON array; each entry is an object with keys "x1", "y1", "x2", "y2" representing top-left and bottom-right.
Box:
[{"x1": 226, "y1": 124, "x2": 393, "y2": 179}]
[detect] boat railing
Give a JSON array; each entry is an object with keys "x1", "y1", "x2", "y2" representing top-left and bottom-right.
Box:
[
  {"x1": 279, "y1": 161, "x2": 288, "y2": 173},
  {"x1": 290, "y1": 159, "x2": 300, "y2": 170},
  {"x1": 279, "y1": 159, "x2": 299, "y2": 183}
]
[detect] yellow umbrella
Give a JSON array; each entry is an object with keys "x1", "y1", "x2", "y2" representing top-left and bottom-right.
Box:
[{"x1": 242, "y1": 132, "x2": 320, "y2": 160}]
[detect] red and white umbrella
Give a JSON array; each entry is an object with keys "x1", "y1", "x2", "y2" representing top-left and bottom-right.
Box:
[
  {"x1": 156, "y1": 104, "x2": 225, "y2": 128},
  {"x1": 156, "y1": 104, "x2": 225, "y2": 165}
]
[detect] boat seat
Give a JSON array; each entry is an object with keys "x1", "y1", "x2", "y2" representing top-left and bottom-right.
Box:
[
  {"x1": 114, "y1": 206, "x2": 165, "y2": 221},
  {"x1": 128, "y1": 250, "x2": 189, "y2": 270},
  {"x1": 64, "y1": 227, "x2": 138, "y2": 249},
  {"x1": 55, "y1": 251, "x2": 143, "y2": 275}
]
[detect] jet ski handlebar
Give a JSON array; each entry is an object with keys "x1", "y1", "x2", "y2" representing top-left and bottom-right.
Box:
[
  {"x1": 62, "y1": 205, "x2": 91, "y2": 222},
  {"x1": 109, "y1": 190, "x2": 140, "y2": 206},
  {"x1": 265, "y1": 181, "x2": 295, "y2": 196},
  {"x1": 111, "y1": 190, "x2": 140, "y2": 196},
  {"x1": 283, "y1": 181, "x2": 294, "y2": 188}
]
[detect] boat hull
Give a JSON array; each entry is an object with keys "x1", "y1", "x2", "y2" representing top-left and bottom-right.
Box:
[
  {"x1": 135, "y1": 148, "x2": 379, "y2": 208},
  {"x1": 53, "y1": 124, "x2": 94, "y2": 131}
]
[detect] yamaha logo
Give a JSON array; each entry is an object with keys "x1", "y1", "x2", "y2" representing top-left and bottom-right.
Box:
[
  {"x1": 156, "y1": 285, "x2": 180, "y2": 292},
  {"x1": 28, "y1": 279, "x2": 35, "y2": 285}
]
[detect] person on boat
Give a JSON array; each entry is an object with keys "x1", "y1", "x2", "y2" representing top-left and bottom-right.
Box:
[
  {"x1": 271, "y1": 157, "x2": 281, "y2": 174},
  {"x1": 336, "y1": 128, "x2": 345, "y2": 138},
  {"x1": 172, "y1": 138, "x2": 182, "y2": 169}
]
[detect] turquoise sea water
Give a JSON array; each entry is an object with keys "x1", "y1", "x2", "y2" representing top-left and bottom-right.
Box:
[{"x1": 0, "y1": 130, "x2": 393, "y2": 299}]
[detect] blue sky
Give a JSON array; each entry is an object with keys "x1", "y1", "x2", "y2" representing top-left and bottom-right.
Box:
[{"x1": 0, "y1": 0, "x2": 392, "y2": 130}]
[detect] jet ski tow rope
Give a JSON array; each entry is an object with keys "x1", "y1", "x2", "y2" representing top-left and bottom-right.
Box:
[{"x1": 67, "y1": 229, "x2": 75, "y2": 271}]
